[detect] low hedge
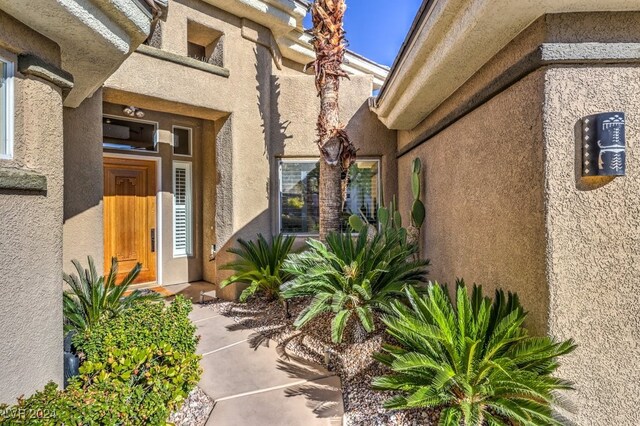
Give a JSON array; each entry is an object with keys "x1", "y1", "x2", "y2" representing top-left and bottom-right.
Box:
[
  {"x1": 73, "y1": 295, "x2": 198, "y2": 362},
  {"x1": 0, "y1": 296, "x2": 202, "y2": 425}
]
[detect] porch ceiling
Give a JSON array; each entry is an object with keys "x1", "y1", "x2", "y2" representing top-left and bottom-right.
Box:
[{"x1": 103, "y1": 88, "x2": 229, "y2": 122}]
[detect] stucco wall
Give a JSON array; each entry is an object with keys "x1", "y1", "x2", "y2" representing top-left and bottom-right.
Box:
[
  {"x1": 0, "y1": 14, "x2": 64, "y2": 403},
  {"x1": 100, "y1": 0, "x2": 394, "y2": 296},
  {"x1": 543, "y1": 66, "x2": 640, "y2": 425},
  {"x1": 397, "y1": 71, "x2": 548, "y2": 335},
  {"x1": 63, "y1": 90, "x2": 104, "y2": 273},
  {"x1": 394, "y1": 12, "x2": 640, "y2": 424}
]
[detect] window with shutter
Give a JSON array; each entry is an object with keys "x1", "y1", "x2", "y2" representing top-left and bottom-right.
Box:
[{"x1": 173, "y1": 162, "x2": 192, "y2": 257}]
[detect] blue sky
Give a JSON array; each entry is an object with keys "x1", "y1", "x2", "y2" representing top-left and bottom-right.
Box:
[{"x1": 303, "y1": 0, "x2": 424, "y2": 67}]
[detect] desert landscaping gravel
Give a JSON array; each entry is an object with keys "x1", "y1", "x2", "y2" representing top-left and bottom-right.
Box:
[
  {"x1": 205, "y1": 298, "x2": 440, "y2": 426},
  {"x1": 169, "y1": 386, "x2": 215, "y2": 426}
]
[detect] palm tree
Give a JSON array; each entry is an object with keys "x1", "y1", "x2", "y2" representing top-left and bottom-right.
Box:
[{"x1": 309, "y1": 0, "x2": 357, "y2": 240}]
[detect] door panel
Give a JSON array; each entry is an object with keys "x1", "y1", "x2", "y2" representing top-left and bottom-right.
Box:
[{"x1": 104, "y1": 158, "x2": 157, "y2": 284}]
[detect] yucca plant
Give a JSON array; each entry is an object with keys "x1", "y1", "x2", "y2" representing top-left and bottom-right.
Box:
[
  {"x1": 281, "y1": 229, "x2": 429, "y2": 343},
  {"x1": 63, "y1": 257, "x2": 161, "y2": 333},
  {"x1": 372, "y1": 281, "x2": 576, "y2": 426},
  {"x1": 220, "y1": 234, "x2": 295, "y2": 302}
]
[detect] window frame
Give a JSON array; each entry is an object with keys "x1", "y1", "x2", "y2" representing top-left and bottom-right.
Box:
[
  {"x1": 343, "y1": 158, "x2": 382, "y2": 230},
  {"x1": 0, "y1": 56, "x2": 15, "y2": 160},
  {"x1": 102, "y1": 114, "x2": 159, "y2": 153},
  {"x1": 172, "y1": 160, "x2": 193, "y2": 258},
  {"x1": 277, "y1": 157, "x2": 382, "y2": 236},
  {"x1": 172, "y1": 125, "x2": 193, "y2": 157}
]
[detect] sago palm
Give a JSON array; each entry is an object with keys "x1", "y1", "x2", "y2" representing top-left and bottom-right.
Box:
[
  {"x1": 282, "y1": 229, "x2": 429, "y2": 343},
  {"x1": 220, "y1": 234, "x2": 295, "y2": 302},
  {"x1": 63, "y1": 256, "x2": 161, "y2": 333},
  {"x1": 372, "y1": 281, "x2": 576, "y2": 426}
]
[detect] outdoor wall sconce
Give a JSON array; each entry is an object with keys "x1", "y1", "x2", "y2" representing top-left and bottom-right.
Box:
[
  {"x1": 582, "y1": 112, "x2": 626, "y2": 176},
  {"x1": 123, "y1": 105, "x2": 145, "y2": 118}
]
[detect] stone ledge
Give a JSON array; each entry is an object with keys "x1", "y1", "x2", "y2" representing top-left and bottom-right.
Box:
[
  {"x1": 0, "y1": 167, "x2": 47, "y2": 193},
  {"x1": 18, "y1": 54, "x2": 74, "y2": 97},
  {"x1": 136, "y1": 45, "x2": 230, "y2": 78}
]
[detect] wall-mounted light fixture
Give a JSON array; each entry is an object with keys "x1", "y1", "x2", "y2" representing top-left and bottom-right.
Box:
[
  {"x1": 582, "y1": 112, "x2": 626, "y2": 176},
  {"x1": 123, "y1": 105, "x2": 145, "y2": 119}
]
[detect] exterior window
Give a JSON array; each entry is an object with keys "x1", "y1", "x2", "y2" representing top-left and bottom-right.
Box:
[
  {"x1": 173, "y1": 126, "x2": 192, "y2": 156},
  {"x1": 278, "y1": 159, "x2": 380, "y2": 234},
  {"x1": 103, "y1": 116, "x2": 157, "y2": 152},
  {"x1": 173, "y1": 162, "x2": 193, "y2": 257},
  {"x1": 0, "y1": 58, "x2": 14, "y2": 159}
]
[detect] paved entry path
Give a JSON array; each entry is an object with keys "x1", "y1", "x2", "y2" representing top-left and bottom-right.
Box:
[{"x1": 189, "y1": 303, "x2": 344, "y2": 426}]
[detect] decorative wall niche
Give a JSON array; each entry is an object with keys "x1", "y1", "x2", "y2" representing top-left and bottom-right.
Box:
[{"x1": 187, "y1": 20, "x2": 224, "y2": 67}]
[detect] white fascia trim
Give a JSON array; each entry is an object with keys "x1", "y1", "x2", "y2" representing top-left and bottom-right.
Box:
[
  {"x1": 374, "y1": 0, "x2": 640, "y2": 130},
  {"x1": 201, "y1": 0, "x2": 305, "y2": 36},
  {"x1": 202, "y1": 0, "x2": 386, "y2": 87},
  {"x1": 278, "y1": 30, "x2": 389, "y2": 90}
]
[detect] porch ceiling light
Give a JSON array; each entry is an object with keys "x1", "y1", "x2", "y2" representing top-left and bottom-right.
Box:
[{"x1": 582, "y1": 113, "x2": 626, "y2": 177}]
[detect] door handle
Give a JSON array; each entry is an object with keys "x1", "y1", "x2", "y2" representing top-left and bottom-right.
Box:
[{"x1": 151, "y1": 228, "x2": 156, "y2": 253}]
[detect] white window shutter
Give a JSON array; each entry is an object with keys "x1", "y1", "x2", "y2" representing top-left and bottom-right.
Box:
[{"x1": 173, "y1": 162, "x2": 192, "y2": 256}]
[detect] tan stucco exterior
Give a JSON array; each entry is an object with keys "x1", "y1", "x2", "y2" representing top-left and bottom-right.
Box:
[
  {"x1": 0, "y1": 0, "x2": 155, "y2": 405},
  {"x1": 397, "y1": 70, "x2": 549, "y2": 335},
  {"x1": 62, "y1": 0, "x2": 394, "y2": 298},
  {"x1": 63, "y1": 90, "x2": 105, "y2": 272},
  {"x1": 391, "y1": 11, "x2": 640, "y2": 424},
  {"x1": 544, "y1": 65, "x2": 640, "y2": 425},
  {"x1": 6, "y1": 0, "x2": 638, "y2": 421},
  {"x1": 0, "y1": 10, "x2": 65, "y2": 404}
]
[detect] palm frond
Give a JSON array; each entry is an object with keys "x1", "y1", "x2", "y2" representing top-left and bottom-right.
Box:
[
  {"x1": 373, "y1": 281, "x2": 576, "y2": 426},
  {"x1": 63, "y1": 256, "x2": 161, "y2": 333},
  {"x1": 282, "y1": 228, "x2": 429, "y2": 343},
  {"x1": 220, "y1": 234, "x2": 295, "y2": 301}
]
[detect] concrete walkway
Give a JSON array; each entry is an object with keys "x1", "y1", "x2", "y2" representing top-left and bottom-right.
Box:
[{"x1": 189, "y1": 303, "x2": 344, "y2": 426}]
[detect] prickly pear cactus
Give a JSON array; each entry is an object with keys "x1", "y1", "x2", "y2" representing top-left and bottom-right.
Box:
[{"x1": 410, "y1": 158, "x2": 426, "y2": 229}]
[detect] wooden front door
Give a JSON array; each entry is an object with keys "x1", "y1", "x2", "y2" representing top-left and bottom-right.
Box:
[{"x1": 104, "y1": 157, "x2": 157, "y2": 284}]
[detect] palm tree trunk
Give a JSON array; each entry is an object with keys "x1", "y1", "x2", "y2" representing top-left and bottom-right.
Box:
[{"x1": 310, "y1": 0, "x2": 356, "y2": 240}]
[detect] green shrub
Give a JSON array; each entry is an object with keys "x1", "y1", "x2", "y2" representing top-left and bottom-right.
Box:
[
  {"x1": 0, "y1": 344, "x2": 201, "y2": 425},
  {"x1": 73, "y1": 295, "x2": 198, "y2": 362},
  {"x1": 372, "y1": 281, "x2": 576, "y2": 426},
  {"x1": 1, "y1": 296, "x2": 201, "y2": 426},
  {"x1": 63, "y1": 256, "x2": 161, "y2": 333},
  {"x1": 220, "y1": 234, "x2": 295, "y2": 302},
  {"x1": 282, "y1": 229, "x2": 429, "y2": 343}
]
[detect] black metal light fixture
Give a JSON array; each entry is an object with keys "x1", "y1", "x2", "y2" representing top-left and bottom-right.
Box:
[{"x1": 582, "y1": 112, "x2": 626, "y2": 176}]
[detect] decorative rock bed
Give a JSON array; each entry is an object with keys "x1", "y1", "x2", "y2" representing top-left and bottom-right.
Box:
[
  {"x1": 169, "y1": 386, "x2": 215, "y2": 426},
  {"x1": 204, "y1": 298, "x2": 439, "y2": 426}
]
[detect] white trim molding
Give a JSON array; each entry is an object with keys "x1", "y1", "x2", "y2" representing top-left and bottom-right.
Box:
[
  {"x1": 277, "y1": 29, "x2": 389, "y2": 90},
  {"x1": 0, "y1": 56, "x2": 14, "y2": 160}
]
